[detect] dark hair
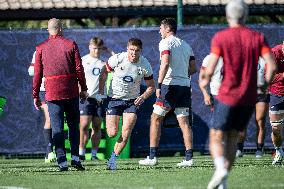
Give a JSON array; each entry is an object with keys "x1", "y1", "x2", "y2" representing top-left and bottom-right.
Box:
[
  {"x1": 128, "y1": 38, "x2": 143, "y2": 49},
  {"x1": 161, "y1": 18, "x2": 177, "y2": 34},
  {"x1": 89, "y1": 37, "x2": 104, "y2": 46}
]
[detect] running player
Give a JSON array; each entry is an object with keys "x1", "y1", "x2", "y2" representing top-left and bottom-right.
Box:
[
  {"x1": 79, "y1": 37, "x2": 114, "y2": 161},
  {"x1": 99, "y1": 38, "x2": 155, "y2": 170}
]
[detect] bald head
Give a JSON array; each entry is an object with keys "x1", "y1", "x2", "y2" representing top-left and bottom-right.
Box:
[{"x1": 48, "y1": 18, "x2": 62, "y2": 35}]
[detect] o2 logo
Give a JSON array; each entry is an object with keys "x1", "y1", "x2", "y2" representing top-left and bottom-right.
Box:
[
  {"x1": 92, "y1": 68, "x2": 101, "y2": 76},
  {"x1": 123, "y1": 76, "x2": 134, "y2": 82}
]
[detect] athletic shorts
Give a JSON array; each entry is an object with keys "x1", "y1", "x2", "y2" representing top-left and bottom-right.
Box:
[
  {"x1": 155, "y1": 84, "x2": 191, "y2": 109},
  {"x1": 210, "y1": 99, "x2": 254, "y2": 131},
  {"x1": 256, "y1": 94, "x2": 270, "y2": 103},
  {"x1": 39, "y1": 91, "x2": 46, "y2": 104},
  {"x1": 269, "y1": 94, "x2": 284, "y2": 114},
  {"x1": 79, "y1": 98, "x2": 105, "y2": 117},
  {"x1": 106, "y1": 97, "x2": 138, "y2": 116}
]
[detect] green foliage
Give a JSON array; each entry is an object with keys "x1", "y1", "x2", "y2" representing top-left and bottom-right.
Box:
[{"x1": 0, "y1": 155, "x2": 283, "y2": 189}]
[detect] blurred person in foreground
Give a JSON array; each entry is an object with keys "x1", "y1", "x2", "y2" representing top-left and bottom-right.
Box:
[
  {"x1": 33, "y1": 18, "x2": 88, "y2": 171},
  {"x1": 138, "y1": 18, "x2": 197, "y2": 167},
  {"x1": 268, "y1": 41, "x2": 284, "y2": 165},
  {"x1": 79, "y1": 37, "x2": 114, "y2": 161},
  {"x1": 199, "y1": 0, "x2": 277, "y2": 188},
  {"x1": 29, "y1": 51, "x2": 56, "y2": 163},
  {"x1": 99, "y1": 38, "x2": 155, "y2": 170}
]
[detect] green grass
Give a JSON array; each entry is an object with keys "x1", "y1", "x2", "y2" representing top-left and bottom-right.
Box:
[{"x1": 0, "y1": 155, "x2": 283, "y2": 189}]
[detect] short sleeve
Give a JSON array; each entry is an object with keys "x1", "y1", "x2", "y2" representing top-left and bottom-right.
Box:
[
  {"x1": 202, "y1": 55, "x2": 210, "y2": 68},
  {"x1": 211, "y1": 33, "x2": 221, "y2": 56},
  {"x1": 159, "y1": 39, "x2": 171, "y2": 57},
  {"x1": 143, "y1": 58, "x2": 153, "y2": 78},
  {"x1": 106, "y1": 54, "x2": 119, "y2": 72}
]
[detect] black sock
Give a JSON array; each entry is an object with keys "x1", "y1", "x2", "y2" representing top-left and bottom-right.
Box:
[
  {"x1": 149, "y1": 147, "x2": 157, "y2": 159},
  {"x1": 237, "y1": 143, "x2": 244, "y2": 152},
  {"x1": 185, "y1": 149, "x2": 193, "y2": 161},
  {"x1": 43, "y1": 128, "x2": 53, "y2": 157},
  {"x1": 257, "y1": 143, "x2": 264, "y2": 150}
]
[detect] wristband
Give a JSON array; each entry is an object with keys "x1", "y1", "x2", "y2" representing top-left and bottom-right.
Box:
[{"x1": 157, "y1": 83, "x2": 162, "y2": 89}]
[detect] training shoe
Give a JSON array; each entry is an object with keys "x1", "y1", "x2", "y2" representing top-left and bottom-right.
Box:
[
  {"x1": 217, "y1": 179, "x2": 228, "y2": 189},
  {"x1": 59, "y1": 166, "x2": 68, "y2": 172},
  {"x1": 138, "y1": 156, "x2": 157, "y2": 166},
  {"x1": 177, "y1": 159, "x2": 193, "y2": 167},
  {"x1": 235, "y1": 150, "x2": 243, "y2": 158},
  {"x1": 255, "y1": 150, "x2": 263, "y2": 158},
  {"x1": 45, "y1": 152, "x2": 56, "y2": 163},
  {"x1": 207, "y1": 169, "x2": 228, "y2": 189},
  {"x1": 58, "y1": 161, "x2": 68, "y2": 172},
  {"x1": 107, "y1": 157, "x2": 117, "y2": 170},
  {"x1": 79, "y1": 155, "x2": 86, "y2": 161},
  {"x1": 71, "y1": 160, "x2": 85, "y2": 171},
  {"x1": 272, "y1": 151, "x2": 283, "y2": 165}
]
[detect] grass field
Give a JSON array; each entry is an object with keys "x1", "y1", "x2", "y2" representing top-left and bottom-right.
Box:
[{"x1": 0, "y1": 154, "x2": 283, "y2": 189}]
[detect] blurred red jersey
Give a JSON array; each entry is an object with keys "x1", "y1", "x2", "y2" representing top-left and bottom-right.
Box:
[{"x1": 211, "y1": 26, "x2": 270, "y2": 106}]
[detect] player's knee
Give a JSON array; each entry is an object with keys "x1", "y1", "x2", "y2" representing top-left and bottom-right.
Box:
[
  {"x1": 174, "y1": 107, "x2": 190, "y2": 118},
  {"x1": 153, "y1": 104, "x2": 168, "y2": 117},
  {"x1": 270, "y1": 119, "x2": 283, "y2": 129}
]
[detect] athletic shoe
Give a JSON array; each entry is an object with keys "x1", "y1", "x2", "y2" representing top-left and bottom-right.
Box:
[
  {"x1": 44, "y1": 152, "x2": 56, "y2": 163},
  {"x1": 177, "y1": 159, "x2": 193, "y2": 167},
  {"x1": 207, "y1": 169, "x2": 228, "y2": 189},
  {"x1": 235, "y1": 150, "x2": 243, "y2": 158},
  {"x1": 79, "y1": 155, "x2": 85, "y2": 161},
  {"x1": 138, "y1": 156, "x2": 157, "y2": 166},
  {"x1": 71, "y1": 160, "x2": 85, "y2": 171},
  {"x1": 107, "y1": 157, "x2": 117, "y2": 170},
  {"x1": 218, "y1": 179, "x2": 228, "y2": 189},
  {"x1": 272, "y1": 151, "x2": 283, "y2": 165},
  {"x1": 58, "y1": 161, "x2": 68, "y2": 172},
  {"x1": 255, "y1": 150, "x2": 263, "y2": 158}
]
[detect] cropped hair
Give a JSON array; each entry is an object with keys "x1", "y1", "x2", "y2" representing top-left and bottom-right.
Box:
[
  {"x1": 128, "y1": 38, "x2": 143, "y2": 49},
  {"x1": 226, "y1": 0, "x2": 248, "y2": 24},
  {"x1": 89, "y1": 37, "x2": 104, "y2": 46},
  {"x1": 160, "y1": 18, "x2": 177, "y2": 34}
]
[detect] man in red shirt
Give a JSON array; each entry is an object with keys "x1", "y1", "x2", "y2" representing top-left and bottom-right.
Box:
[
  {"x1": 269, "y1": 42, "x2": 284, "y2": 165},
  {"x1": 199, "y1": 1, "x2": 277, "y2": 188},
  {"x1": 33, "y1": 18, "x2": 88, "y2": 171}
]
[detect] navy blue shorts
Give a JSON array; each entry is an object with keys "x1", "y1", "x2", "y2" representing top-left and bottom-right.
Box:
[
  {"x1": 106, "y1": 98, "x2": 138, "y2": 116},
  {"x1": 39, "y1": 91, "x2": 46, "y2": 104},
  {"x1": 79, "y1": 98, "x2": 105, "y2": 118},
  {"x1": 156, "y1": 84, "x2": 191, "y2": 109},
  {"x1": 256, "y1": 94, "x2": 270, "y2": 103},
  {"x1": 210, "y1": 99, "x2": 254, "y2": 131},
  {"x1": 269, "y1": 94, "x2": 284, "y2": 113}
]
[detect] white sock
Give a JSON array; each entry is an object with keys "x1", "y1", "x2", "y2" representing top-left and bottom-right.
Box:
[
  {"x1": 214, "y1": 156, "x2": 226, "y2": 171},
  {"x1": 91, "y1": 149, "x2": 97, "y2": 157},
  {"x1": 72, "y1": 155, "x2": 80, "y2": 162},
  {"x1": 79, "y1": 148, "x2": 86, "y2": 156}
]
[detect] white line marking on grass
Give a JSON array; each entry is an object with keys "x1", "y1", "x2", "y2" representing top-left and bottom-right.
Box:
[{"x1": 0, "y1": 187, "x2": 29, "y2": 189}]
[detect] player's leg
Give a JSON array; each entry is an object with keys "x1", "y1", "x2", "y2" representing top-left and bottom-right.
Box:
[
  {"x1": 65, "y1": 97, "x2": 84, "y2": 170},
  {"x1": 255, "y1": 98, "x2": 269, "y2": 158},
  {"x1": 236, "y1": 129, "x2": 246, "y2": 158},
  {"x1": 90, "y1": 116, "x2": 102, "y2": 160},
  {"x1": 269, "y1": 95, "x2": 284, "y2": 165}
]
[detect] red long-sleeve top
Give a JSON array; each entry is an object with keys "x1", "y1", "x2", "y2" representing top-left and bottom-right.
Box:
[
  {"x1": 269, "y1": 44, "x2": 284, "y2": 96},
  {"x1": 33, "y1": 35, "x2": 87, "y2": 101}
]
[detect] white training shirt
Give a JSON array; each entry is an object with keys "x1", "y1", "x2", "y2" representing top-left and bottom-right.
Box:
[
  {"x1": 159, "y1": 35, "x2": 194, "y2": 86},
  {"x1": 202, "y1": 55, "x2": 223, "y2": 96},
  {"x1": 257, "y1": 57, "x2": 266, "y2": 94},
  {"x1": 107, "y1": 52, "x2": 153, "y2": 100},
  {"x1": 82, "y1": 54, "x2": 106, "y2": 98},
  {"x1": 28, "y1": 51, "x2": 45, "y2": 92}
]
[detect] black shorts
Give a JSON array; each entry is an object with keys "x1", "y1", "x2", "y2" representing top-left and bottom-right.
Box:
[
  {"x1": 106, "y1": 98, "x2": 138, "y2": 116},
  {"x1": 256, "y1": 94, "x2": 270, "y2": 103},
  {"x1": 79, "y1": 98, "x2": 105, "y2": 117}
]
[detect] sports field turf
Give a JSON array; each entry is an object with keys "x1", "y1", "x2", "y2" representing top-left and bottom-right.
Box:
[{"x1": 0, "y1": 154, "x2": 283, "y2": 189}]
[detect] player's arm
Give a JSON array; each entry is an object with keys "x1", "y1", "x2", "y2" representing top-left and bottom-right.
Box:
[
  {"x1": 188, "y1": 58, "x2": 197, "y2": 76},
  {"x1": 99, "y1": 65, "x2": 108, "y2": 95},
  {"x1": 134, "y1": 76, "x2": 155, "y2": 106},
  {"x1": 157, "y1": 53, "x2": 170, "y2": 98},
  {"x1": 199, "y1": 67, "x2": 212, "y2": 106},
  {"x1": 262, "y1": 52, "x2": 277, "y2": 86},
  {"x1": 32, "y1": 49, "x2": 43, "y2": 110}
]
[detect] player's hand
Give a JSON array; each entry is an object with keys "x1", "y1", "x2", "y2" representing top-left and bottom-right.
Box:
[
  {"x1": 257, "y1": 81, "x2": 268, "y2": 94},
  {"x1": 80, "y1": 91, "x2": 89, "y2": 103},
  {"x1": 134, "y1": 96, "x2": 145, "y2": 106},
  {"x1": 204, "y1": 93, "x2": 212, "y2": 106},
  {"x1": 156, "y1": 89, "x2": 161, "y2": 99},
  {"x1": 95, "y1": 94, "x2": 107, "y2": 103},
  {"x1": 33, "y1": 98, "x2": 41, "y2": 110}
]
